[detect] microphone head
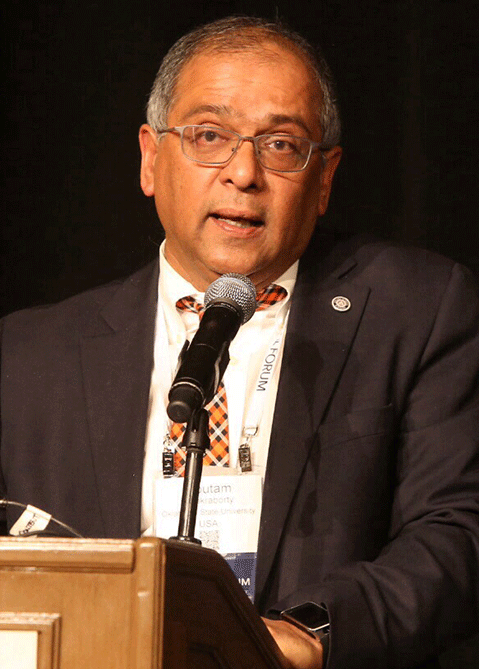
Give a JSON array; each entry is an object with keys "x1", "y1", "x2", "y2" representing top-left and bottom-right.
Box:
[{"x1": 204, "y1": 273, "x2": 257, "y2": 324}]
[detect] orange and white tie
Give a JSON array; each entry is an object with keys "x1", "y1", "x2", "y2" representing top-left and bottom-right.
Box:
[{"x1": 169, "y1": 284, "x2": 287, "y2": 474}]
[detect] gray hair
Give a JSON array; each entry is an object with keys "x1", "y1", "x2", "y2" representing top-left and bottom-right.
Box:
[{"x1": 146, "y1": 16, "x2": 341, "y2": 148}]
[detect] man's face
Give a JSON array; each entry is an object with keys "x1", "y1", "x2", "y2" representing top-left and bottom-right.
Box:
[{"x1": 140, "y1": 42, "x2": 341, "y2": 291}]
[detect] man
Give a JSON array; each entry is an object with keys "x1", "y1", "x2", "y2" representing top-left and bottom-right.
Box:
[{"x1": 1, "y1": 16, "x2": 478, "y2": 669}]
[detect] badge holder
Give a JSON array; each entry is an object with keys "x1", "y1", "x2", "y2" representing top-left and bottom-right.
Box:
[{"x1": 170, "y1": 407, "x2": 210, "y2": 545}]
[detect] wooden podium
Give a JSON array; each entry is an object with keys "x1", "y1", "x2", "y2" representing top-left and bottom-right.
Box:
[{"x1": 0, "y1": 537, "x2": 285, "y2": 669}]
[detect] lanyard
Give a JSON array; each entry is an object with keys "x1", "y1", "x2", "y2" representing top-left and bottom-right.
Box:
[
  {"x1": 237, "y1": 316, "x2": 288, "y2": 472},
  {"x1": 153, "y1": 299, "x2": 180, "y2": 476}
]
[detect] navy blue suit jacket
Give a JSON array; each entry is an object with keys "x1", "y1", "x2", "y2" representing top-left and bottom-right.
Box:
[{"x1": 1, "y1": 233, "x2": 479, "y2": 668}]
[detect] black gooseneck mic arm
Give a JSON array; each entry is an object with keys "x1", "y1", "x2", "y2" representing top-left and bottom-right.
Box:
[{"x1": 167, "y1": 302, "x2": 242, "y2": 424}]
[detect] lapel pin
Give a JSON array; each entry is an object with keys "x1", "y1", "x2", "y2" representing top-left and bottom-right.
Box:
[{"x1": 332, "y1": 296, "x2": 351, "y2": 312}]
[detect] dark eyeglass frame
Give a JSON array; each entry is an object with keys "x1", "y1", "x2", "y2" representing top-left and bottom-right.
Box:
[{"x1": 156, "y1": 125, "x2": 326, "y2": 172}]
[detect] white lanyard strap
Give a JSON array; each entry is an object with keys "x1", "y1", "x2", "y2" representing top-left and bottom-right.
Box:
[
  {"x1": 243, "y1": 331, "x2": 285, "y2": 431},
  {"x1": 237, "y1": 308, "x2": 289, "y2": 472}
]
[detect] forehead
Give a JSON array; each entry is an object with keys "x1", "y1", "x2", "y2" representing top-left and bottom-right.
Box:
[{"x1": 169, "y1": 42, "x2": 322, "y2": 134}]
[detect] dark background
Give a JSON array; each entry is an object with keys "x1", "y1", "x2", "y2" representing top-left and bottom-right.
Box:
[
  {"x1": 1, "y1": 1, "x2": 478, "y2": 663},
  {"x1": 2, "y1": 0, "x2": 478, "y2": 318}
]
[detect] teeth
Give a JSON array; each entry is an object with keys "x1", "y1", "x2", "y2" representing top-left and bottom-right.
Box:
[
  {"x1": 220, "y1": 217, "x2": 251, "y2": 228},
  {"x1": 214, "y1": 215, "x2": 260, "y2": 228}
]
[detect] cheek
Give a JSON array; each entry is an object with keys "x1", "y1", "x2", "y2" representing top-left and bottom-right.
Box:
[
  {"x1": 165, "y1": 162, "x2": 211, "y2": 211},
  {"x1": 154, "y1": 161, "x2": 189, "y2": 222}
]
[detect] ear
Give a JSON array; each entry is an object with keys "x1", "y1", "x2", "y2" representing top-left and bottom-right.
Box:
[
  {"x1": 139, "y1": 124, "x2": 159, "y2": 197},
  {"x1": 317, "y1": 145, "x2": 342, "y2": 216}
]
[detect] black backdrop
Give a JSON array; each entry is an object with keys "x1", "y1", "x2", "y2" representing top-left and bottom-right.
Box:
[
  {"x1": 1, "y1": 1, "x2": 479, "y2": 663},
  {"x1": 2, "y1": 0, "x2": 478, "y2": 318}
]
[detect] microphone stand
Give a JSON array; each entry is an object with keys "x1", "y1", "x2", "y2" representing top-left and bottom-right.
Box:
[{"x1": 171, "y1": 408, "x2": 210, "y2": 544}]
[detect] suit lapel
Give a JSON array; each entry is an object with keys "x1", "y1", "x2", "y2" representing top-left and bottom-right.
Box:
[
  {"x1": 80, "y1": 262, "x2": 158, "y2": 538},
  {"x1": 256, "y1": 237, "x2": 371, "y2": 605}
]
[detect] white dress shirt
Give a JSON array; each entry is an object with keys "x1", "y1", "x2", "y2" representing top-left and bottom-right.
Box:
[{"x1": 141, "y1": 243, "x2": 297, "y2": 534}]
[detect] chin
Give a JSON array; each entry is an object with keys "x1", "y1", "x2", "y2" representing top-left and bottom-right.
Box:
[{"x1": 208, "y1": 258, "x2": 257, "y2": 279}]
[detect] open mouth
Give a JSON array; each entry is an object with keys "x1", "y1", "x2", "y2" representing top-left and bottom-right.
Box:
[{"x1": 210, "y1": 213, "x2": 264, "y2": 229}]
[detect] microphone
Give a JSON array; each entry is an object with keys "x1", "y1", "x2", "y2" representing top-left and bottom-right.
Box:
[{"x1": 167, "y1": 273, "x2": 257, "y2": 423}]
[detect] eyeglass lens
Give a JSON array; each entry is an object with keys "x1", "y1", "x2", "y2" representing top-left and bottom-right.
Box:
[{"x1": 180, "y1": 126, "x2": 312, "y2": 171}]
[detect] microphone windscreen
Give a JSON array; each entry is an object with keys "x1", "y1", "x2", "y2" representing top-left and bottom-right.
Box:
[{"x1": 204, "y1": 273, "x2": 257, "y2": 324}]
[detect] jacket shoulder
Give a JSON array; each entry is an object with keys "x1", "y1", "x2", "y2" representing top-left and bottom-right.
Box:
[
  {"x1": 1, "y1": 261, "x2": 158, "y2": 346},
  {"x1": 305, "y1": 232, "x2": 475, "y2": 291}
]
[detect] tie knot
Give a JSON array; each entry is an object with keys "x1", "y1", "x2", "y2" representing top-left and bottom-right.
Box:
[
  {"x1": 176, "y1": 295, "x2": 204, "y2": 315},
  {"x1": 176, "y1": 284, "x2": 287, "y2": 316},
  {"x1": 255, "y1": 284, "x2": 288, "y2": 311}
]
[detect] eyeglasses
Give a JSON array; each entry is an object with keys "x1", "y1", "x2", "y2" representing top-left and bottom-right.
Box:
[{"x1": 156, "y1": 125, "x2": 325, "y2": 172}]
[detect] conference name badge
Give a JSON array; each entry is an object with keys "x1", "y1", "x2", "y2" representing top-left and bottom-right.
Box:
[{"x1": 154, "y1": 473, "x2": 262, "y2": 600}]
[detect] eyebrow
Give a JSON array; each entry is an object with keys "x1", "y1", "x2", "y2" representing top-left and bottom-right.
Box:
[
  {"x1": 267, "y1": 114, "x2": 312, "y2": 136},
  {"x1": 180, "y1": 104, "x2": 238, "y2": 121},
  {"x1": 180, "y1": 105, "x2": 314, "y2": 137}
]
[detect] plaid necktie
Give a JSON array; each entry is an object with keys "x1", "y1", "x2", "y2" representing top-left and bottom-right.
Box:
[
  {"x1": 170, "y1": 284, "x2": 287, "y2": 474},
  {"x1": 255, "y1": 284, "x2": 288, "y2": 311}
]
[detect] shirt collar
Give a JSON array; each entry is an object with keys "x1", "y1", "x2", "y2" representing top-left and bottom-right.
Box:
[{"x1": 158, "y1": 240, "x2": 298, "y2": 312}]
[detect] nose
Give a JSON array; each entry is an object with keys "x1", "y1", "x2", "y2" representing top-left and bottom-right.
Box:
[{"x1": 219, "y1": 138, "x2": 264, "y2": 191}]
